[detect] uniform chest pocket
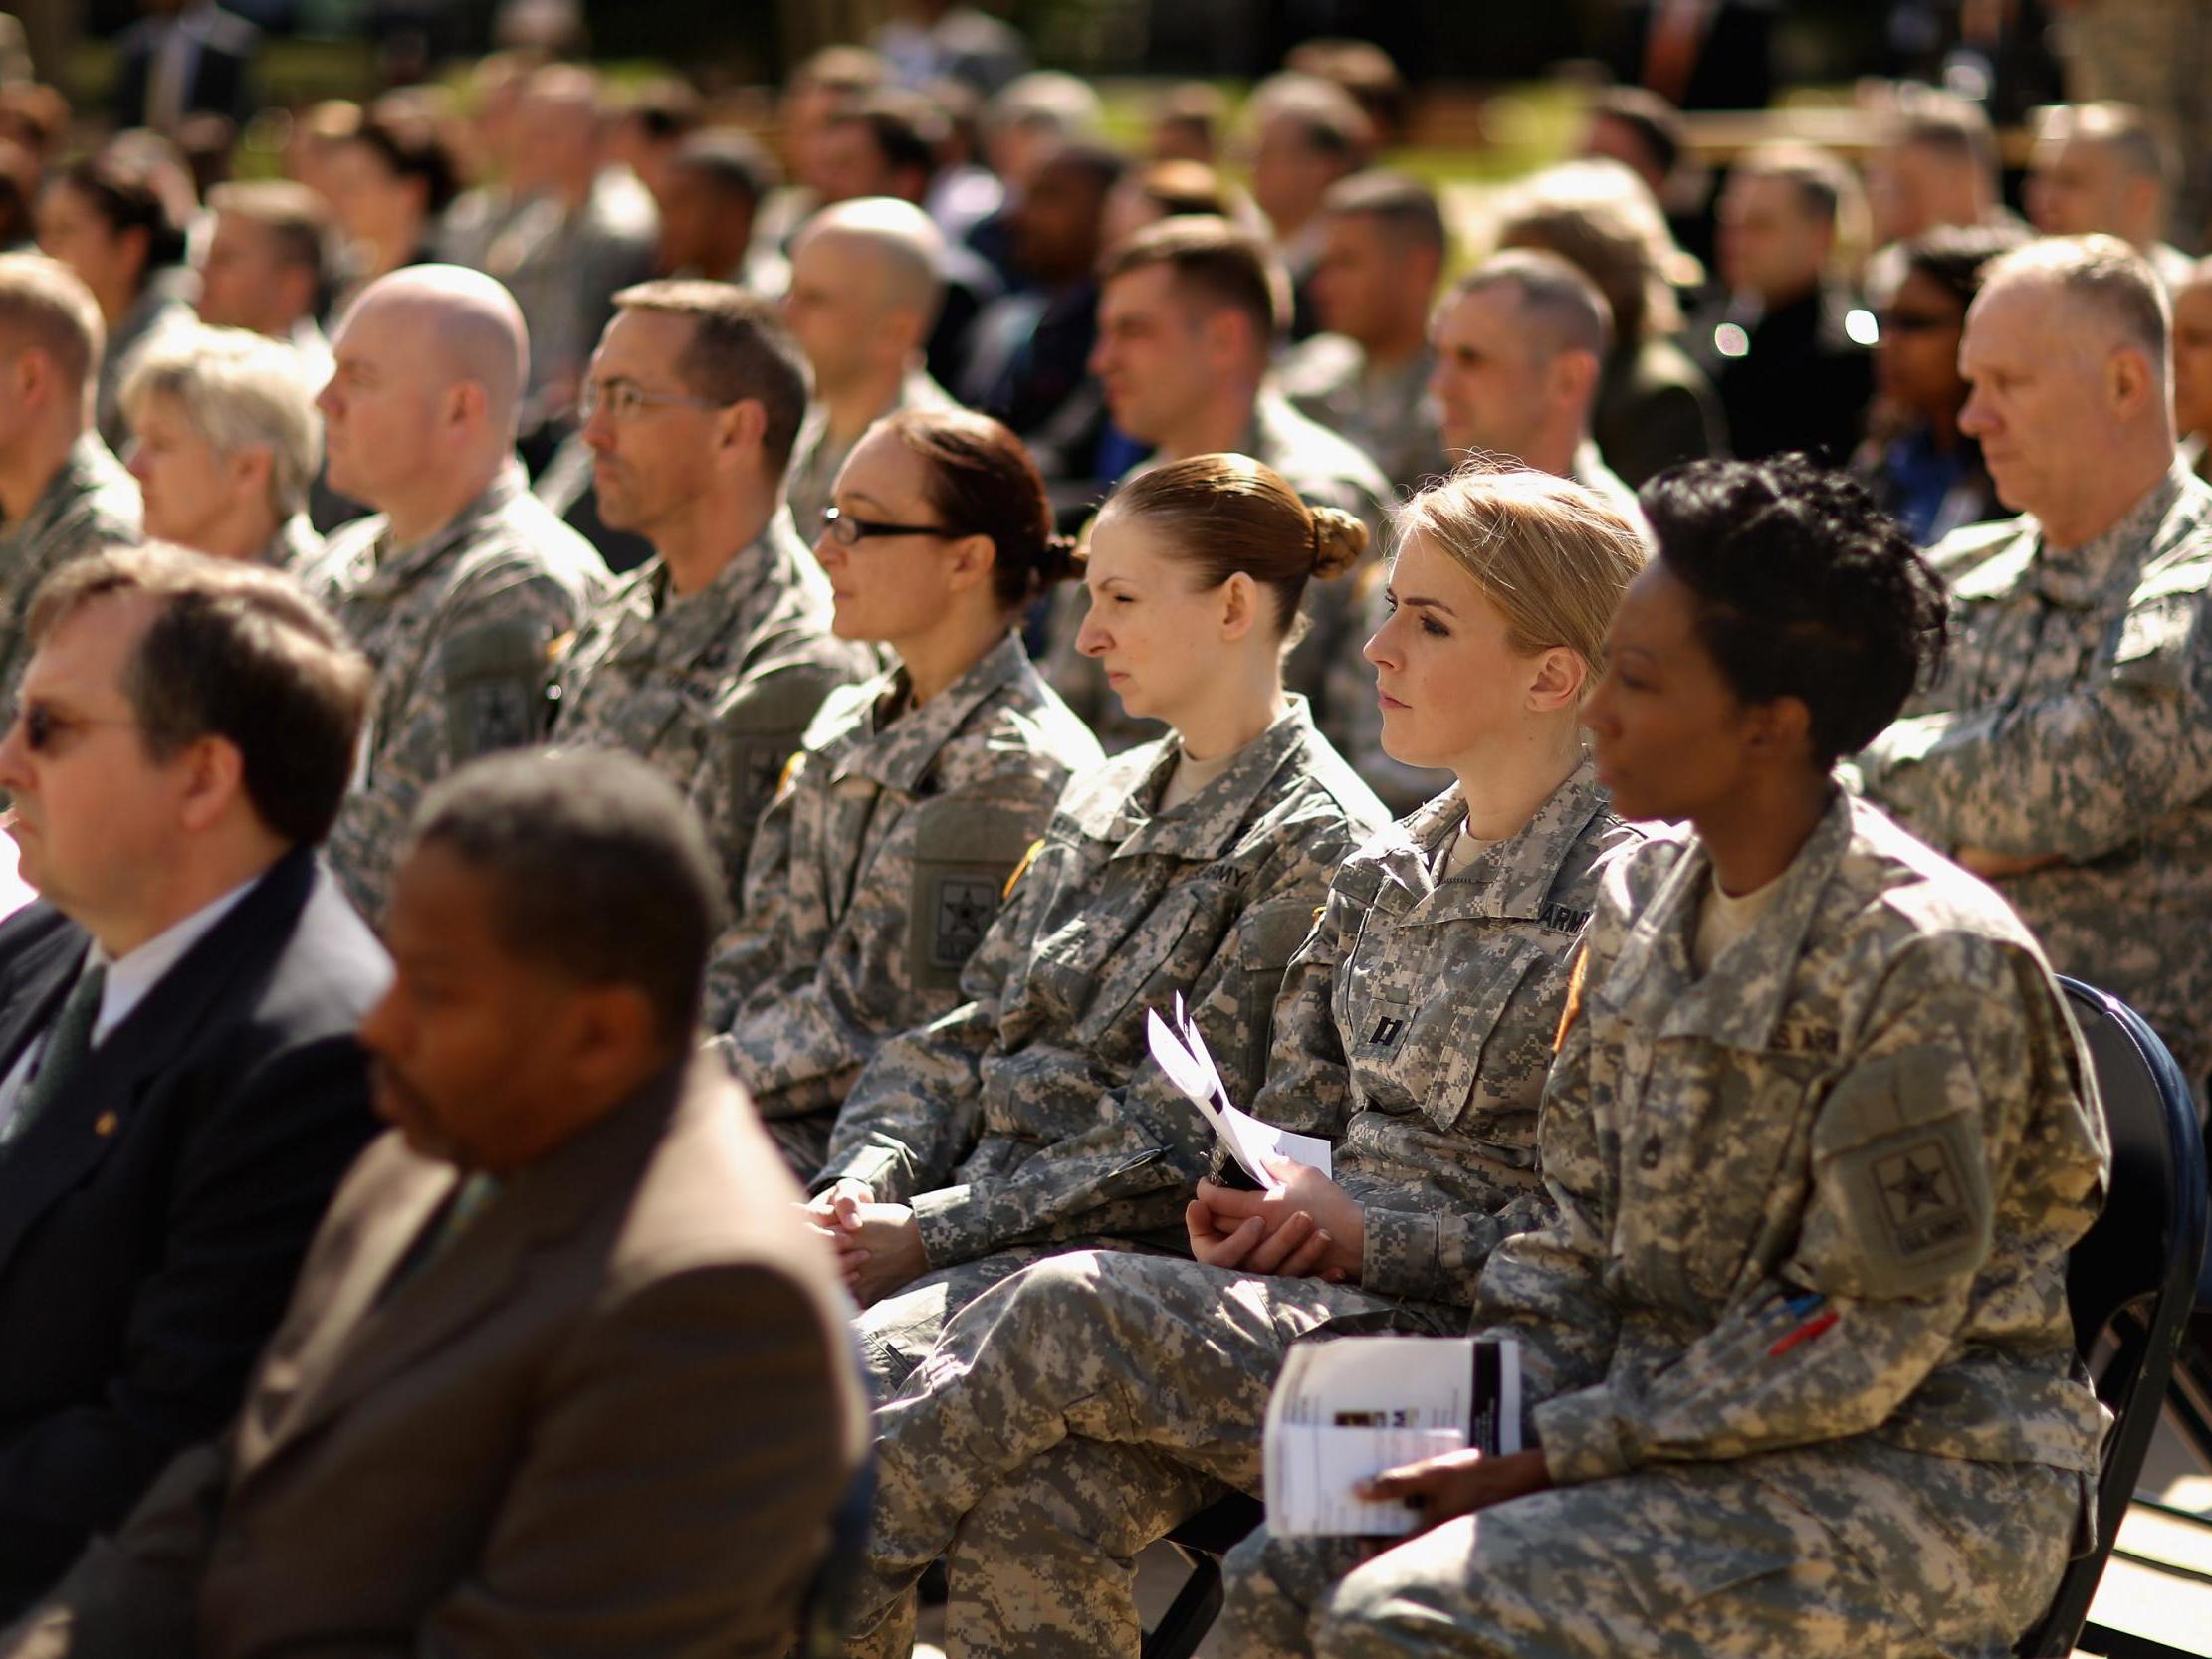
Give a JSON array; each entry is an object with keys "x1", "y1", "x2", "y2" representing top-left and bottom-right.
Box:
[
  {"x1": 1029, "y1": 873, "x2": 1242, "y2": 1065},
  {"x1": 2109, "y1": 592, "x2": 2201, "y2": 696},
  {"x1": 1680, "y1": 1062, "x2": 1824, "y2": 1303},
  {"x1": 438, "y1": 619, "x2": 554, "y2": 763}
]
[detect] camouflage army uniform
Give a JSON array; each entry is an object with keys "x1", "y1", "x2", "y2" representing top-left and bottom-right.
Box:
[
  {"x1": 1856, "y1": 461, "x2": 2212, "y2": 1088},
  {"x1": 836, "y1": 761, "x2": 1636, "y2": 1659},
  {"x1": 0, "y1": 435, "x2": 140, "y2": 703},
  {"x1": 551, "y1": 512, "x2": 876, "y2": 907},
  {"x1": 703, "y1": 632, "x2": 1101, "y2": 1174},
  {"x1": 1278, "y1": 339, "x2": 1445, "y2": 497},
  {"x1": 1040, "y1": 393, "x2": 1394, "y2": 762},
  {"x1": 1217, "y1": 790, "x2": 2110, "y2": 1659},
  {"x1": 260, "y1": 513, "x2": 325, "y2": 574},
  {"x1": 816, "y1": 698, "x2": 1388, "y2": 1398},
  {"x1": 312, "y1": 468, "x2": 608, "y2": 916},
  {"x1": 783, "y1": 368, "x2": 960, "y2": 543}
]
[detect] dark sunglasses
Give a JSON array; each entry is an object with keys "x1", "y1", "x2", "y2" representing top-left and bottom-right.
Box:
[
  {"x1": 818, "y1": 507, "x2": 965, "y2": 547},
  {"x1": 1878, "y1": 310, "x2": 1961, "y2": 336},
  {"x1": 14, "y1": 701, "x2": 135, "y2": 753}
]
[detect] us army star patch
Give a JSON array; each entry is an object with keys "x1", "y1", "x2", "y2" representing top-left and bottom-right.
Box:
[
  {"x1": 1873, "y1": 1140, "x2": 1973, "y2": 1256},
  {"x1": 932, "y1": 876, "x2": 999, "y2": 968}
]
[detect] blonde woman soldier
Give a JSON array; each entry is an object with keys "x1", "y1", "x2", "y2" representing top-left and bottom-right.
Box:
[
  {"x1": 121, "y1": 324, "x2": 325, "y2": 570},
  {"x1": 828, "y1": 466, "x2": 1648, "y2": 1659},
  {"x1": 703, "y1": 408, "x2": 1103, "y2": 1176},
  {"x1": 806, "y1": 454, "x2": 1388, "y2": 1396}
]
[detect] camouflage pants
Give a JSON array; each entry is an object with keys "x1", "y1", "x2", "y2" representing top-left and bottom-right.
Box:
[
  {"x1": 1216, "y1": 1449, "x2": 2081, "y2": 1659},
  {"x1": 841, "y1": 1248, "x2": 1456, "y2": 1659}
]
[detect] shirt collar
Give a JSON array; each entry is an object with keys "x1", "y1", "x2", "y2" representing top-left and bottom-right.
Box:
[{"x1": 88, "y1": 874, "x2": 260, "y2": 1046}]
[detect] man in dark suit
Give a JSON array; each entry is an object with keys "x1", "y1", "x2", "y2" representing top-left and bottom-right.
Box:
[
  {"x1": 109, "y1": 0, "x2": 261, "y2": 136},
  {"x1": 6, "y1": 748, "x2": 871, "y2": 1659},
  {"x1": 0, "y1": 543, "x2": 385, "y2": 1618}
]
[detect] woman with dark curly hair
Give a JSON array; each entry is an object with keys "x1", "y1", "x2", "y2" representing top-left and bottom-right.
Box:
[{"x1": 1218, "y1": 456, "x2": 2110, "y2": 1659}]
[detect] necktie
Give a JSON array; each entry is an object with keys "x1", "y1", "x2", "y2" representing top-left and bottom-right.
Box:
[{"x1": 1, "y1": 963, "x2": 108, "y2": 1146}]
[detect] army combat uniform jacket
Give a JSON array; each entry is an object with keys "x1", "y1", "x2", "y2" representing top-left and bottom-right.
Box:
[
  {"x1": 552, "y1": 512, "x2": 877, "y2": 908},
  {"x1": 831, "y1": 761, "x2": 1635, "y2": 1659},
  {"x1": 704, "y1": 633, "x2": 1101, "y2": 1174},
  {"x1": 312, "y1": 468, "x2": 608, "y2": 916},
  {"x1": 1470, "y1": 791, "x2": 2109, "y2": 1653},
  {"x1": 1857, "y1": 461, "x2": 2212, "y2": 1088},
  {"x1": 0, "y1": 436, "x2": 140, "y2": 704}
]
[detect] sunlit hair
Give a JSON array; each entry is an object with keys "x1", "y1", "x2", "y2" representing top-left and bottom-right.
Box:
[{"x1": 1393, "y1": 462, "x2": 1646, "y2": 694}]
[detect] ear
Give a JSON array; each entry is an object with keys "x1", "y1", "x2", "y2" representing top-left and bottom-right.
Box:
[
  {"x1": 941, "y1": 530, "x2": 998, "y2": 598},
  {"x1": 1217, "y1": 569, "x2": 1262, "y2": 642},
  {"x1": 12, "y1": 346, "x2": 46, "y2": 409},
  {"x1": 1742, "y1": 694, "x2": 1815, "y2": 767},
  {"x1": 2106, "y1": 342, "x2": 2157, "y2": 421},
  {"x1": 1549, "y1": 348, "x2": 1600, "y2": 415},
  {"x1": 445, "y1": 380, "x2": 488, "y2": 432},
  {"x1": 716, "y1": 397, "x2": 769, "y2": 468},
  {"x1": 1201, "y1": 307, "x2": 1252, "y2": 374},
  {"x1": 172, "y1": 733, "x2": 249, "y2": 833},
  {"x1": 558, "y1": 981, "x2": 665, "y2": 1091},
  {"x1": 1523, "y1": 646, "x2": 1588, "y2": 715},
  {"x1": 229, "y1": 442, "x2": 274, "y2": 504}
]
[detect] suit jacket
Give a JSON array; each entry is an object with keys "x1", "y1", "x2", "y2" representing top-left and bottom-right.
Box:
[
  {"x1": 109, "y1": 8, "x2": 259, "y2": 131},
  {"x1": 9, "y1": 1053, "x2": 871, "y2": 1659},
  {"x1": 0, "y1": 849, "x2": 387, "y2": 1617}
]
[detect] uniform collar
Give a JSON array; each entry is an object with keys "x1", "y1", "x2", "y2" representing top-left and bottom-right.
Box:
[
  {"x1": 10, "y1": 434, "x2": 120, "y2": 547},
  {"x1": 817, "y1": 631, "x2": 1031, "y2": 794},
  {"x1": 623, "y1": 509, "x2": 818, "y2": 668},
  {"x1": 2023, "y1": 461, "x2": 2194, "y2": 609},
  {"x1": 1597, "y1": 785, "x2": 1854, "y2": 1051},
  {"x1": 1066, "y1": 696, "x2": 1320, "y2": 861},
  {"x1": 363, "y1": 463, "x2": 528, "y2": 589},
  {"x1": 1354, "y1": 756, "x2": 1612, "y2": 927}
]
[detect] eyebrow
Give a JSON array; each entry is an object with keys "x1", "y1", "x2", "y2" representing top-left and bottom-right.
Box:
[
  {"x1": 842, "y1": 489, "x2": 893, "y2": 513},
  {"x1": 1393, "y1": 592, "x2": 1459, "y2": 618}
]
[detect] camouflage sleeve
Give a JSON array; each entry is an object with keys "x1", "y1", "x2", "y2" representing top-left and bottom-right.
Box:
[
  {"x1": 326, "y1": 566, "x2": 575, "y2": 916},
  {"x1": 906, "y1": 828, "x2": 1352, "y2": 1269},
  {"x1": 1361, "y1": 1187, "x2": 1553, "y2": 1309},
  {"x1": 698, "y1": 758, "x2": 807, "y2": 1037},
  {"x1": 1467, "y1": 962, "x2": 1623, "y2": 1406},
  {"x1": 688, "y1": 658, "x2": 865, "y2": 913},
  {"x1": 720, "y1": 780, "x2": 1061, "y2": 1121},
  {"x1": 1856, "y1": 585, "x2": 2212, "y2": 860},
  {"x1": 812, "y1": 848, "x2": 1042, "y2": 1202},
  {"x1": 1243, "y1": 890, "x2": 1351, "y2": 1139},
  {"x1": 1529, "y1": 949, "x2": 2035, "y2": 1486}
]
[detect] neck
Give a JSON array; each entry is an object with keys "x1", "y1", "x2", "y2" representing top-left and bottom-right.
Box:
[
  {"x1": 92, "y1": 273, "x2": 139, "y2": 327},
  {"x1": 1155, "y1": 384, "x2": 1257, "y2": 465},
  {"x1": 1165, "y1": 652, "x2": 1287, "y2": 762},
  {"x1": 2034, "y1": 443, "x2": 2173, "y2": 551},
  {"x1": 365, "y1": 226, "x2": 417, "y2": 280},
  {"x1": 381, "y1": 453, "x2": 503, "y2": 549},
  {"x1": 1359, "y1": 316, "x2": 1430, "y2": 376},
  {"x1": 890, "y1": 609, "x2": 1007, "y2": 709},
  {"x1": 1691, "y1": 771, "x2": 1831, "y2": 898},
  {"x1": 654, "y1": 487, "x2": 776, "y2": 596},
  {"x1": 90, "y1": 831, "x2": 286, "y2": 959},
  {"x1": 1449, "y1": 721, "x2": 1584, "y2": 842},
  {"x1": 0, "y1": 419, "x2": 80, "y2": 522},
  {"x1": 196, "y1": 499, "x2": 282, "y2": 564},
  {"x1": 823, "y1": 360, "x2": 908, "y2": 444},
  {"x1": 1522, "y1": 419, "x2": 1584, "y2": 482},
  {"x1": 553, "y1": 168, "x2": 596, "y2": 213}
]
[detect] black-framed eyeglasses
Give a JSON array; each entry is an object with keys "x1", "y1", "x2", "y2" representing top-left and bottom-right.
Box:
[
  {"x1": 12, "y1": 701, "x2": 136, "y2": 754},
  {"x1": 818, "y1": 507, "x2": 964, "y2": 547},
  {"x1": 578, "y1": 377, "x2": 732, "y2": 423}
]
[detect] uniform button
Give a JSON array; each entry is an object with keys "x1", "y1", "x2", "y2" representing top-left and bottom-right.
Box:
[{"x1": 1638, "y1": 1134, "x2": 1663, "y2": 1169}]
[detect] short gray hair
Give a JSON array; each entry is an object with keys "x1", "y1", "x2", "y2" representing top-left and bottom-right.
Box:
[
  {"x1": 1449, "y1": 248, "x2": 1614, "y2": 359},
  {"x1": 1984, "y1": 233, "x2": 2169, "y2": 363},
  {"x1": 121, "y1": 325, "x2": 322, "y2": 518}
]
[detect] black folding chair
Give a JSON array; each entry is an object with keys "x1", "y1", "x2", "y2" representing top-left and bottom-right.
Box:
[
  {"x1": 794, "y1": 1456, "x2": 878, "y2": 1659},
  {"x1": 1143, "y1": 1492, "x2": 1263, "y2": 1659},
  {"x1": 2015, "y1": 979, "x2": 2209, "y2": 1658}
]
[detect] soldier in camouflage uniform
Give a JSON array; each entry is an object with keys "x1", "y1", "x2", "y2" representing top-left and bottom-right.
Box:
[
  {"x1": 829, "y1": 471, "x2": 1648, "y2": 1659},
  {"x1": 306, "y1": 267, "x2": 608, "y2": 917},
  {"x1": 0, "y1": 255, "x2": 140, "y2": 705},
  {"x1": 806, "y1": 457, "x2": 1390, "y2": 1397},
  {"x1": 1219, "y1": 459, "x2": 2107, "y2": 1659},
  {"x1": 549, "y1": 282, "x2": 876, "y2": 906},
  {"x1": 703, "y1": 409, "x2": 1102, "y2": 1174},
  {"x1": 1855, "y1": 237, "x2": 2212, "y2": 1091},
  {"x1": 1040, "y1": 217, "x2": 1392, "y2": 764}
]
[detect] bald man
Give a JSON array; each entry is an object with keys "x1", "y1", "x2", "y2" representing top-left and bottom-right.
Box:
[
  {"x1": 308, "y1": 265, "x2": 609, "y2": 916},
  {"x1": 780, "y1": 197, "x2": 958, "y2": 539}
]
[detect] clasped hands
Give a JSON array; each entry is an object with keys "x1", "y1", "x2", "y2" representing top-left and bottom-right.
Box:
[
  {"x1": 800, "y1": 1178, "x2": 926, "y2": 1307},
  {"x1": 1186, "y1": 1158, "x2": 1367, "y2": 1281}
]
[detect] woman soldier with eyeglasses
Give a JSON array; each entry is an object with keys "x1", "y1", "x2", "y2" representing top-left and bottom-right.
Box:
[
  {"x1": 703, "y1": 408, "x2": 1102, "y2": 1176},
  {"x1": 804, "y1": 451, "x2": 1389, "y2": 1396}
]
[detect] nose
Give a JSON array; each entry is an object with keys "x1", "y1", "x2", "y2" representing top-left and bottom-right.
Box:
[
  {"x1": 1580, "y1": 671, "x2": 1618, "y2": 737},
  {"x1": 1363, "y1": 608, "x2": 1402, "y2": 671},
  {"x1": 0, "y1": 712, "x2": 34, "y2": 799},
  {"x1": 580, "y1": 397, "x2": 616, "y2": 455},
  {"x1": 813, "y1": 526, "x2": 846, "y2": 571},
  {"x1": 1957, "y1": 382, "x2": 1993, "y2": 439},
  {"x1": 1087, "y1": 335, "x2": 1112, "y2": 378},
  {"x1": 356, "y1": 979, "x2": 404, "y2": 1061},
  {"x1": 123, "y1": 444, "x2": 150, "y2": 483},
  {"x1": 1075, "y1": 597, "x2": 1110, "y2": 658},
  {"x1": 314, "y1": 375, "x2": 340, "y2": 419}
]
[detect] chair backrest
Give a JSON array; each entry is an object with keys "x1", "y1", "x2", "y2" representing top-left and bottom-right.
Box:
[{"x1": 2016, "y1": 978, "x2": 2209, "y2": 1657}]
